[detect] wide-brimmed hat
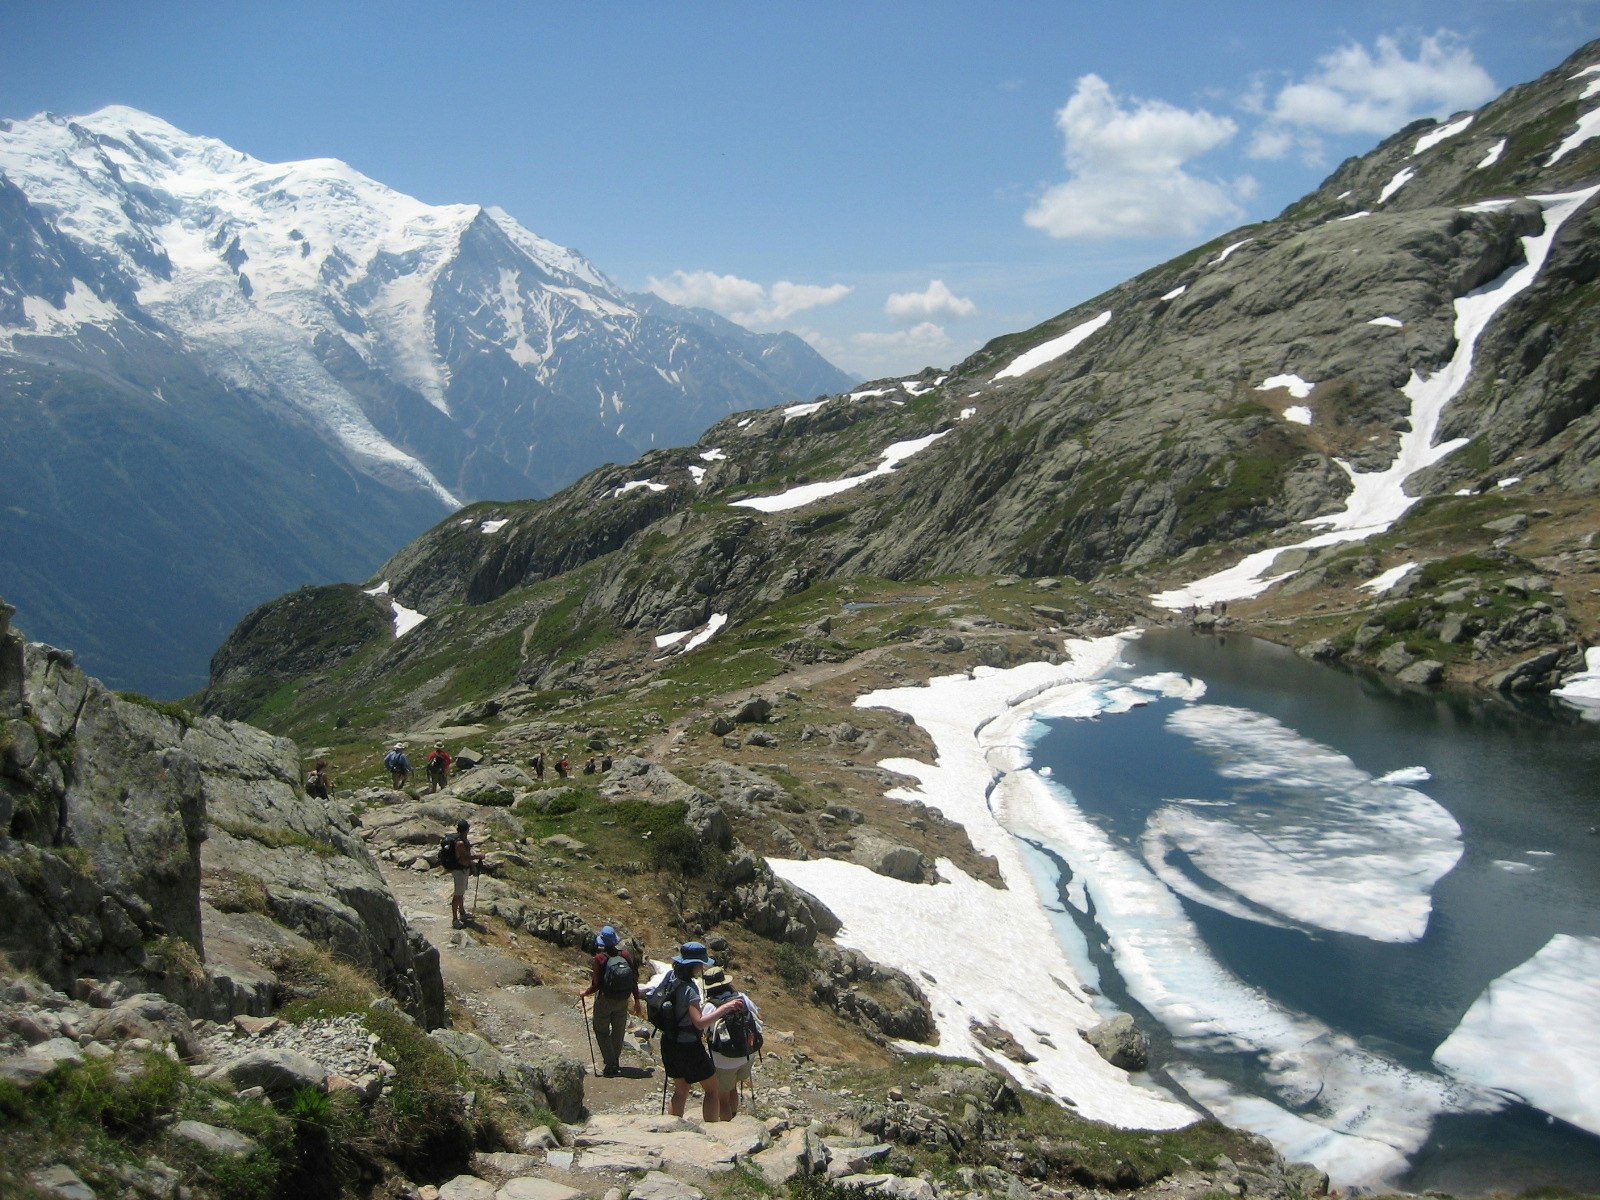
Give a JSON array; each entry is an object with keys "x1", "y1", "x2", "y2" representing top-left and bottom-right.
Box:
[
  {"x1": 598, "y1": 926, "x2": 620, "y2": 949},
  {"x1": 394, "y1": 742, "x2": 404, "y2": 750},
  {"x1": 701, "y1": 965, "x2": 733, "y2": 993},
  {"x1": 672, "y1": 942, "x2": 714, "y2": 967}
]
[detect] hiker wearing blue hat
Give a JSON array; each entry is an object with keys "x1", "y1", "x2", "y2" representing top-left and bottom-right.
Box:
[
  {"x1": 654, "y1": 941, "x2": 746, "y2": 1121},
  {"x1": 580, "y1": 925, "x2": 641, "y2": 1077}
]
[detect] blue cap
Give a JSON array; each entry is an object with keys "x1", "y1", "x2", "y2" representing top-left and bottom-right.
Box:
[
  {"x1": 598, "y1": 926, "x2": 619, "y2": 948},
  {"x1": 672, "y1": 941, "x2": 714, "y2": 967}
]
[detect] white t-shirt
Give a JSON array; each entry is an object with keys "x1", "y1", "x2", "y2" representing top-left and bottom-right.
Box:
[{"x1": 703, "y1": 992, "x2": 761, "y2": 1070}]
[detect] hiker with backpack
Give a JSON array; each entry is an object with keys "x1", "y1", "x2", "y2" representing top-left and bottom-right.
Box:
[
  {"x1": 580, "y1": 926, "x2": 642, "y2": 1077},
  {"x1": 384, "y1": 742, "x2": 410, "y2": 788},
  {"x1": 442, "y1": 819, "x2": 485, "y2": 928},
  {"x1": 701, "y1": 964, "x2": 762, "y2": 1121},
  {"x1": 646, "y1": 942, "x2": 746, "y2": 1122},
  {"x1": 427, "y1": 742, "x2": 453, "y2": 793}
]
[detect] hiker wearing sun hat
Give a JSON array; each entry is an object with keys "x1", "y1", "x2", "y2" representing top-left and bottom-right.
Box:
[
  {"x1": 384, "y1": 742, "x2": 410, "y2": 788},
  {"x1": 581, "y1": 925, "x2": 641, "y2": 1076},
  {"x1": 654, "y1": 941, "x2": 745, "y2": 1121},
  {"x1": 701, "y1": 964, "x2": 763, "y2": 1121}
]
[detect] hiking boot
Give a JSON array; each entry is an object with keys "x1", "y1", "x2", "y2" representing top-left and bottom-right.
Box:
[{"x1": 601, "y1": 1065, "x2": 619, "y2": 1077}]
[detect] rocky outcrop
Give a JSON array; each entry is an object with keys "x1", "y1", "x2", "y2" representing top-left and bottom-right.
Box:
[
  {"x1": 0, "y1": 607, "x2": 445, "y2": 1028},
  {"x1": 811, "y1": 947, "x2": 935, "y2": 1044}
]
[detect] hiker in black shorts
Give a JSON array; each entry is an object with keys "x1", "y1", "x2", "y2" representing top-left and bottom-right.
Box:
[{"x1": 661, "y1": 942, "x2": 746, "y2": 1121}]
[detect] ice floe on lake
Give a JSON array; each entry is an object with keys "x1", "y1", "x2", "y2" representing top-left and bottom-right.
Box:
[
  {"x1": 1143, "y1": 705, "x2": 1462, "y2": 942},
  {"x1": 1435, "y1": 934, "x2": 1600, "y2": 1137},
  {"x1": 732, "y1": 431, "x2": 949, "y2": 513}
]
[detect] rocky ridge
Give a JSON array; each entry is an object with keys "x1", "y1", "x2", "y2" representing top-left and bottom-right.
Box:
[{"x1": 207, "y1": 39, "x2": 1600, "y2": 720}]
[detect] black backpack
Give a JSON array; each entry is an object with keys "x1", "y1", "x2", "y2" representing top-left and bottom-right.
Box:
[
  {"x1": 436, "y1": 832, "x2": 459, "y2": 871},
  {"x1": 645, "y1": 975, "x2": 686, "y2": 1035},
  {"x1": 708, "y1": 1001, "x2": 763, "y2": 1058},
  {"x1": 600, "y1": 952, "x2": 637, "y2": 997}
]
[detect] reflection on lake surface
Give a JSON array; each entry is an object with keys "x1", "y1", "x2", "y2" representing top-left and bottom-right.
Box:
[{"x1": 1023, "y1": 630, "x2": 1600, "y2": 1194}]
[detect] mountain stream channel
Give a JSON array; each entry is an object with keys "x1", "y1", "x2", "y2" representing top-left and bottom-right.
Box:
[{"x1": 1016, "y1": 630, "x2": 1600, "y2": 1195}]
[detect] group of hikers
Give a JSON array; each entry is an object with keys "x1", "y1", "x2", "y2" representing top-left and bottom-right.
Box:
[
  {"x1": 579, "y1": 929, "x2": 762, "y2": 1120},
  {"x1": 383, "y1": 741, "x2": 456, "y2": 792},
  {"x1": 379, "y1": 742, "x2": 616, "y2": 792},
  {"x1": 437, "y1": 827, "x2": 763, "y2": 1116},
  {"x1": 531, "y1": 750, "x2": 613, "y2": 779}
]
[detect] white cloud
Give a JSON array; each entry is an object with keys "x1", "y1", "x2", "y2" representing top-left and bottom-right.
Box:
[
  {"x1": 1247, "y1": 126, "x2": 1297, "y2": 161},
  {"x1": 1025, "y1": 74, "x2": 1251, "y2": 240},
  {"x1": 854, "y1": 321, "x2": 949, "y2": 350},
  {"x1": 646, "y1": 269, "x2": 851, "y2": 327},
  {"x1": 885, "y1": 279, "x2": 976, "y2": 320},
  {"x1": 1259, "y1": 32, "x2": 1496, "y2": 137}
]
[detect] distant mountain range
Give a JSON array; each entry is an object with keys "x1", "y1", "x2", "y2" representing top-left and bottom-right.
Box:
[{"x1": 0, "y1": 106, "x2": 854, "y2": 695}]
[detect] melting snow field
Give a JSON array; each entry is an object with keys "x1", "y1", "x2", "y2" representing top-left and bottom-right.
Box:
[
  {"x1": 772, "y1": 633, "x2": 1516, "y2": 1186},
  {"x1": 1258, "y1": 374, "x2": 1314, "y2": 399},
  {"x1": 773, "y1": 641, "x2": 1196, "y2": 1130},
  {"x1": 1153, "y1": 185, "x2": 1600, "y2": 613},
  {"x1": 1283, "y1": 406, "x2": 1313, "y2": 425},
  {"x1": 992, "y1": 311, "x2": 1111, "y2": 380},
  {"x1": 1555, "y1": 647, "x2": 1600, "y2": 720},
  {"x1": 655, "y1": 613, "x2": 728, "y2": 655},
  {"x1": 1434, "y1": 935, "x2": 1600, "y2": 1137},
  {"x1": 732, "y1": 431, "x2": 949, "y2": 513}
]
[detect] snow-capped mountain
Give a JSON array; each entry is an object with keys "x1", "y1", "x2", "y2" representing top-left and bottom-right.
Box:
[{"x1": 0, "y1": 106, "x2": 853, "y2": 694}]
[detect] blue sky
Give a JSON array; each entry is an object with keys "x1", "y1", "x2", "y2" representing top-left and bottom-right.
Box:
[{"x1": 2, "y1": 1, "x2": 1595, "y2": 379}]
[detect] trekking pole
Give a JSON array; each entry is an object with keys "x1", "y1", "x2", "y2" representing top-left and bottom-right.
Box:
[
  {"x1": 660, "y1": 1068, "x2": 668, "y2": 1116},
  {"x1": 579, "y1": 995, "x2": 598, "y2": 1072},
  {"x1": 472, "y1": 863, "x2": 481, "y2": 917}
]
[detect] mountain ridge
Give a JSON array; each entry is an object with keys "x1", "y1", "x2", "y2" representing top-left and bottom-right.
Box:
[
  {"x1": 0, "y1": 105, "x2": 855, "y2": 694},
  {"x1": 203, "y1": 37, "x2": 1600, "y2": 724}
]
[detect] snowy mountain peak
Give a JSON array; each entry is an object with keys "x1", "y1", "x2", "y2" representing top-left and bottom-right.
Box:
[{"x1": 0, "y1": 102, "x2": 854, "y2": 694}]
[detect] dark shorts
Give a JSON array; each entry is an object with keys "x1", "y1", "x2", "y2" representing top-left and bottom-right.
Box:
[{"x1": 661, "y1": 1035, "x2": 714, "y2": 1085}]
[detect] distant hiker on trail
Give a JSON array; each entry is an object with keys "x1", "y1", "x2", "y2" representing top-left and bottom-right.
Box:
[
  {"x1": 584, "y1": 756, "x2": 597, "y2": 775},
  {"x1": 384, "y1": 743, "x2": 410, "y2": 788},
  {"x1": 445, "y1": 819, "x2": 484, "y2": 928},
  {"x1": 427, "y1": 742, "x2": 453, "y2": 792},
  {"x1": 601, "y1": 754, "x2": 613, "y2": 771},
  {"x1": 306, "y1": 761, "x2": 331, "y2": 799},
  {"x1": 531, "y1": 751, "x2": 545, "y2": 780},
  {"x1": 580, "y1": 926, "x2": 642, "y2": 1077},
  {"x1": 653, "y1": 942, "x2": 745, "y2": 1122},
  {"x1": 702, "y1": 964, "x2": 762, "y2": 1121},
  {"x1": 556, "y1": 754, "x2": 570, "y2": 780}
]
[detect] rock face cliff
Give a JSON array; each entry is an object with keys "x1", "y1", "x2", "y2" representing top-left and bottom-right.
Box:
[
  {"x1": 206, "y1": 40, "x2": 1600, "y2": 716},
  {"x1": 0, "y1": 599, "x2": 444, "y2": 1028}
]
